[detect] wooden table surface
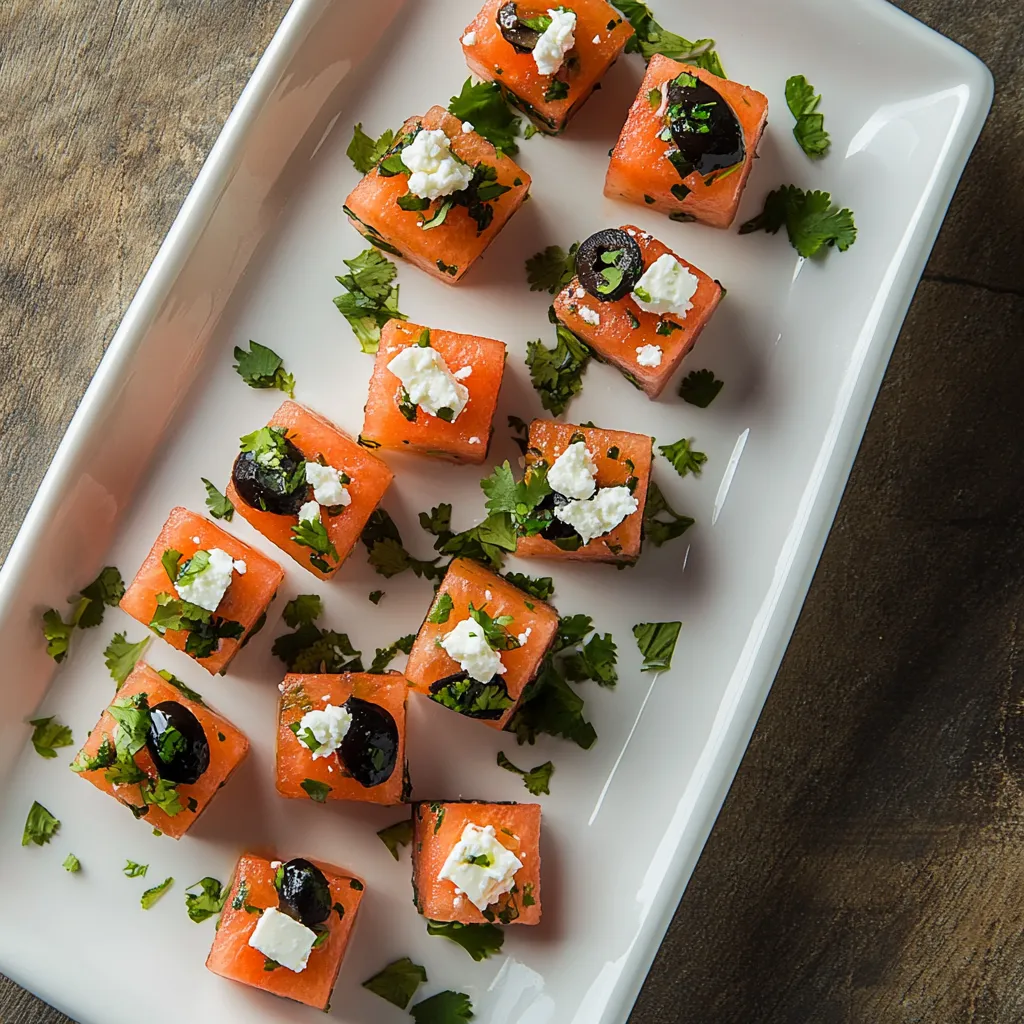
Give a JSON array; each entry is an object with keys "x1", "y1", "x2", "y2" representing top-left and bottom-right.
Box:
[{"x1": 2, "y1": 1, "x2": 1021, "y2": 1021}]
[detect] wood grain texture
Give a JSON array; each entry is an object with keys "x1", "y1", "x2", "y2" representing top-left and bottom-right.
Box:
[{"x1": 1, "y1": 1, "x2": 1021, "y2": 1022}]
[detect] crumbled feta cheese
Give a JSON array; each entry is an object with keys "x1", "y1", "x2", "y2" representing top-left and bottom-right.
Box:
[
  {"x1": 387, "y1": 346, "x2": 469, "y2": 421},
  {"x1": 298, "y1": 500, "x2": 321, "y2": 524},
  {"x1": 485, "y1": 590, "x2": 493, "y2": 601},
  {"x1": 548, "y1": 441, "x2": 598, "y2": 500},
  {"x1": 469, "y1": 436, "x2": 481, "y2": 445},
  {"x1": 575, "y1": 286, "x2": 585, "y2": 298},
  {"x1": 437, "y1": 823, "x2": 523, "y2": 912},
  {"x1": 233, "y1": 560, "x2": 247, "y2": 575},
  {"x1": 462, "y1": 30, "x2": 477, "y2": 45},
  {"x1": 441, "y1": 617, "x2": 504, "y2": 683},
  {"x1": 533, "y1": 8, "x2": 576, "y2": 75},
  {"x1": 191, "y1": 536, "x2": 201, "y2": 544},
  {"x1": 247, "y1": 907, "x2": 317, "y2": 973},
  {"x1": 636, "y1": 344, "x2": 663, "y2": 367},
  {"x1": 517, "y1": 627, "x2": 532, "y2": 646},
  {"x1": 555, "y1": 485, "x2": 639, "y2": 545},
  {"x1": 402, "y1": 128, "x2": 474, "y2": 200},
  {"x1": 578, "y1": 306, "x2": 601, "y2": 327},
  {"x1": 592, "y1": 33, "x2": 601, "y2": 43},
  {"x1": 297, "y1": 703, "x2": 352, "y2": 759},
  {"x1": 462, "y1": 121, "x2": 474, "y2": 133},
  {"x1": 454, "y1": 365, "x2": 472, "y2": 380},
  {"x1": 174, "y1": 547, "x2": 238, "y2": 613},
  {"x1": 631, "y1": 254, "x2": 699, "y2": 317},
  {"x1": 305, "y1": 462, "x2": 351, "y2": 508}
]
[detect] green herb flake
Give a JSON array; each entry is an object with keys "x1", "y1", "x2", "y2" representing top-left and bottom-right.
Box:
[
  {"x1": 233, "y1": 340, "x2": 295, "y2": 397},
  {"x1": 525, "y1": 242, "x2": 579, "y2": 295},
  {"x1": 291, "y1": 515, "x2": 340, "y2": 572},
  {"x1": 201, "y1": 478, "x2": 234, "y2": 521},
  {"x1": 643, "y1": 481, "x2": 695, "y2": 547},
  {"x1": 63, "y1": 853, "x2": 80, "y2": 873},
  {"x1": 369, "y1": 590, "x2": 385, "y2": 604},
  {"x1": 739, "y1": 185, "x2": 856, "y2": 258},
  {"x1": 426, "y1": 919, "x2": 505, "y2": 961},
  {"x1": 428, "y1": 592, "x2": 454, "y2": 624},
  {"x1": 347, "y1": 122, "x2": 396, "y2": 173},
  {"x1": 22, "y1": 801, "x2": 60, "y2": 847},
  {"x1": 103, "y1": 631, "x2": 151, "y2": 687},
  {"x1": 679, "y1": 368, "x2": 724, "y2": 407},
  {"x1": 785, "y1": 75, "x2": 830, "y2": 158},
  {"x1": 362, "y1": 956, "x2": 428, "y2": 1010},
  {"x1": 185, "y1": 876, "x2": 226, "y2": 923},
  {"x1": 613, "y1": 0, "x2": 725, "y2": 74},
  {"x1": 633, "y1": 621, "x2": 682, "y2": 672},
  {"x1": 282, "y1": 594, "x2": 323, "y2": 629},
  {"x1": 448, "y1": 77, "x2": 521, "y2": 155},
  {"x1": 376, "y1": 819, "x2": 414, "y2": 861},
  {"x1": 411, "y1": 990, "x2": 475, "y2": 1024},
  {"x1": 544, "y1": 79, "x2": 569, "y2": 102},
  {"x1": 140, "y1": 876, "x2": 174, "y2": 909},
  {"x1": 497, "y1": 751, "x2": 555, "y2": 795},
  {"x1": 333, "y1": 248, "x2": 407, "y2": 354},
  {"x1": 28, "y1": 716, "x2": 73, "y2": 759},
  {"x1": 124, "y1": 860, "x2": 148, "y2": 878},
  {"x1": 370, "y1": 633, "x2": 416, "y2": 674},
  {"x1": 502, "y1": 571, "x2": 554, "y2": 601},
  {"x1": 658, "y1": 437, "x2": 708, "y2": 478},
  {"x1": 301, "y1": 778, "x2": 332, "y2": 803},
  {"x1": 526, "y1": 324, "x2": 591, "y2": 415},
  {"x1": 77, "y1": 566, "x2": 125, "y2": 628}
]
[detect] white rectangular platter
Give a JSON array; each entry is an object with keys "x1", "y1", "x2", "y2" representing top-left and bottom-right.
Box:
[{"x1": 0, "y1": 1, "x2": 991, "y2": 1022}]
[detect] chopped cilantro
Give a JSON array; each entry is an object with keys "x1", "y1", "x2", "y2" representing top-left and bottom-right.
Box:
[
  {"x1": 70, "y1": 736, "x2": 115, "y2": 774},
  {"x1": 232, "y1": 340, "x2": 295, "y2": 397},
  {"x1": 502, "y1": 571, "x2": 554, "y2": 601},
  {"x1": 149, "y1": 594, "x2": 243, "y2": 660},
  {"x1": 633, "y1": 621, "x2": 682, "y2": 672},
  {"x1": 522, "y1": 882, "x2": 536, "y2": 906},
  {"x1": 63, "y1": 853, "x2": 80, "y2": 873},
  {"x1": 658, "y1": 437, "x2": 708, "y2": 478},
  {"x1": 282, "y1": 594, "x2": 323, "y2": 629},
  {"x1": 544, "y1": 79, "x2": 570, "y2": 102},
  {"x1": 426, "y1": 920, "x2": 504, "y2": 961},
  {"x1": 526, "y1": 324, "x2": 591, "y2": 415},
  {"x1": 201, "y1": 478, "x2": 234, "y2": 521},
  {"x1": 140, "y1": 877, "x2": 174, "y2": 909},
  {"x1": 157, "y1": 669, "x2": 206, "y2": 706},
  {"x1": 28, "y1": 716, "x2": 73, "y2": 759},
  {"x1": 613, "y1": 0, "x2": 725, "y2": 74},
  {"x1": 418, "y1": 503, "x2": 452, "y2": 538},
  {"x1": 376, "y1": 819, "x2": 414, "y2": 861},
  {"x1": 497, "y1": 751, "x2": 554, "y2": 795},
  {"x1": 643, "y1": 481, "x2": 694, "y2": 547},
  {"x1": 508, "y1": 657, "x2": 596, "y2": 748},
  {"x1": 468, "y1": 602, "x2": 519, "y2": 651},
  {"x1": 333, "y1": 248, "x2": 407, "y2": 354},
  {"x1": 431, "y1": 676, "x2": 515, "y2": 719},
  {"x1": 185, "y1": 876, "x2": 226, "y2": 923},
  {"x1": 291, "y1": 515, "x2": 340, "y2": 573},
  {"x1": 348, "y1": 122, "x2": 395, "y2": 172},
  {"x1": 411, "y1": 990, "x2": 475, "y2": 1024},
  {"x1": 362, "y1": 956, "x2": 428, "y2": 1009},
  {"x1": 41, "y1": 608, "x2": 77, "y2": 664},
  {"x1": 124, "y1": 860, "x2": 148, "y2": 878},
  {"x1": 427, "y1": 592, "x2": 454, "y2": 624},
  {"x1": 525, "y1": 242, "x2": 579, "y2": 295},
  {"x1": 524, "y1": 123, "x2": 540, "y2": 140},
  {"x1": 361, "y1": 508, "x2": 443, "y2": 581},
  {"x1": 739, "y1": 185, "x2": 856, "y2": 257},
  {"x1": 301, "y1": 778, "x2": 332, "y2": 803},
  {"x1": 22, "y1": 801, "x2": 60, "y2": 846},
  {"x1": 370, "y1": 633, "x2": 416, "y2": 673},
  {"x1": 369, "y1": 590, "x2": 385, "y2": 605},
  {"x1": 103, "y1": 631, "x2": 150, "y2": 687},
  {"x1": 448, "y1": 77, "x2": 521, "y2": 155},
  {"x1": 785, "y1": 75, "x2": 830, "y2": 158},
  {"x1": 42, "y1": 566, "x2": 124, "y2": 661},
  {"x1": 272, "y1": 601, "x2": 363, "y2": 673},
  {"x1": 679, "y1": 368, "x2": 724, "y2": 407}
]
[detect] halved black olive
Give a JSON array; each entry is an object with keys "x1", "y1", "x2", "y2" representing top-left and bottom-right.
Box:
[
  {"x1": 276, "y1": 858, "x2": 332, "y2": 928},
  {"x1": 665, "y1": 72, "x2": 744, "y2": 178},
  {"x1": 339, "y1": 696, "x2": 398, "y2": 788},
  {"x1": 497, "y1": 1, "x2": 542, "y2": 53},
  {"x1": 536, "y1": 490, "x2": 584, "y2": 543},
  {"x1": 428, "y1": 672, "x2": 512, "y2": 720},
  {"x1": 576, "y1": 229, "x2": 644, "y2": 303},
  {"x1": 145, "y1": 700, "x2": 209, "y2": 785},
  {"x1": 231, "y1": 435, "x2": 308, "y2": 516}
]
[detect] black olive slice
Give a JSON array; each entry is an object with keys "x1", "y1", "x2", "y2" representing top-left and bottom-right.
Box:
[
  {"x1": 339, "y1": 696, "x2": 398, "y2": 788},
  {"x1": 231, "y1": 435, "x2": 308, "y2": 517},
  {"x1": 576, "y1": 229, "x2": 644, "y2": 303},
  {"x1": 276, "y1": 858, "x2": 332, "y2": 928},
  {"x1": 665, "y1": 71, "x2": 744, "y2": 178},
  {"x1": 497, "y1": 1, "x2": 543, "y2": 53},
  {"x1": 536, "y1": 490, "x2": 585, "y2": 543},
  {"x1": 145, "y1": 700, "x2": 210, "y2": 785},
  {"x1": 428, "y1": 672, "x2": 513, "y2": 720}
]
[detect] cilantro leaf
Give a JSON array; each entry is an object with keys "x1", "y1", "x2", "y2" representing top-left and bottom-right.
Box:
[
  {"x1": 273, "y1": 620, "x2": 363, "y2": 674},
  {"x1": 156, "y1": 669, "x2": 206, "y2": 706},
  {"x1": 427, "y1": 592, "x2": 454, "y2": 624},
  {"x1": 370, "y1": 633, "x2": 416, "y2": 673},
  {"x1": 658, "y1": 437, "x2": 708, "y2": 478},
  {"x1": 448, "y1": 78, "x2": 521, "y2": 155},
  {"x1": 525, "y1": 243, "x2": 579, "y2": 295},
  {"x1": 124, "y1": 860, "x2": 148, "y2": 877},
  {"x1": 185, "y1": 876, "x2": 226, "y2": 923},
  {"x1": 22, "y1": 801, "x2": 60, "y2": 846},
  {"x1": 291, "y1": 515, "x2": 340, "y2": 573},
  {"x1": 282, "y1": 594, "x2": 323, "y2": 629},
  {"x1": 480, "y1": 462, "x2": 519, "y2": 517},
  {"x1": 70, "y1": 736, "x2": 116, "y2": 774},
  {"x1": 63, "y1": 853, "x2": 80, "y2": 873},
  {"x1": 140, "y1": 877, "x2": 174, "y2": 909},
  {"x1": 430, "y1": 676, "x2": 515, "y2": 719},
  {"x1": 785, "y1": 75, "x2": 830, "y2": 158},
  {"x1": 508, "y1": 657, "x2": 597, "y2": 748},
  {"x1": 376, "y1": 819, "x2": 414, "y2": 861},
  {"x1": 411, "y1": 990, "x2": 475, "y2": 1024},
  {"x1": 334, "y1": 248, "x2": 407, "y2": 354},
  {"x1": 613, "y1": 1, "x2": 725, "y2": 74},
  {"x1": 369, "y1": 590, "x2": 385, "y2": 604},
  {"x1": 679, "y1": 368, "x2": 724, "y2": 407},
  {"x1": 633, "y1": 621, "x2": 682, "y2": 672},
  {"x1": 526, "y1": 324, "x2": 591, "y2": 415},
  {"x1": 201, "y1": 478, "x2": 234, "y2": 521},
  {"x1": 103, "y1": 632, "x2": 150, "y2": 687},
  {"x1": 347, "y1": 122, "x2": 396, "y2": 173},
  {"x1": 497, "y1": 751, "x2": 554, "y2": 795},
  {"x1": 361, "y1": 508, "x2": 444, "y2": 581},
  {"x1": 78, "y1": 566, "x2": 125, "y2": 628},
  {"x1": 29, "y1": 716, "x2": 73, "y2": 759},
  {"x1": 480, "y1": 461, "x2": 551, "y2": 537},
  {"x1": 426, "y1": 919, "x2": 504, "y2": 961},
  {"x1": 438, "y1": 515, "x2": 516, "y2": 571},
  {"x1": 643, "y1": 481, "x2": 694, "y2": 547},
  {"x1": 233, "y1": 340, "x2": 295, "y2": 397},
  {"x1": 418, "y1": 503, "x2": 452, "y2": 538},
  {"x1": 739, "y1": 185, "x2": 856, "y2": 258},
  {"x1": 362, "y1": 956, "x2": 427, "y2": 1009},
  {"x1": 502, "y1": 571, "x2": 554, "y2": 601},
  {"x1": 41, "y1": 608, "x2": 76, "y2": 663},
  {"x1": 301, "y1": 778, "x2": 332, "y2": 803}
]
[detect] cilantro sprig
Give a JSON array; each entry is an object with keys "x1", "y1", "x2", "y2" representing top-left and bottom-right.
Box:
[
  {"x1": 201, "y1": 478, "x2": 234, "y2": 521},
  {"x1": 103, "y1": 632, "x2": 150, "y2": 687},
  {"x1": 272, "y1": 595, "x2": 363, "y2": 673},
  {"x1": 362, "y1": 957, "x2": 427, "y2": 1009},
  {"x1": 29, "y1": 716, "x2": 73, "y2": 759},
  {"x1": 232, "y1": 340, "x2": 295, "y2": 397},
  {"x1": 347, "y1": 123, "x2": 396, "y2": 173},
  {"x1": 448, "y1": 78, "x2": 521, "y2": 155},
  {"x1": 419, "y1": 502, "x2": 517, "y2": 573},
  {"x1": 185, "y1": 877, "x2": 226, "y2": 923},
  {"x1": 633, "y1": 621, "x2": 682, "y2": 672},
  {"x1": 497, "y1": 751, "x2": 554, "y2": 795},
  {"x1": 785, "y1": 75, "x2": 830, "y2": 158},
  {"x1": 426, "y1": 920, "x2": 505, "y2": 961},
  {"x1": 525, "y1": 243, "x2": 578, "y2": 295},
  {"x1": 41, "y1": 566, "x2": 124, "y2": 663},
  {"x1": 411, "y1": 990, "x2": 474, "y2": 1024},
  {"x1": 291, "y1": 514, "x2": 340, "y2": 574},
  {"x1": 679, "y1": 368, "x2": 724, "y2": 407},
  {"x1": 526, "y1": 324, "x2": 591, "y2": 415},
  {"x1": 658, "y1": 437, "x2": 707, "y2": 478},
  {"x1": 362, "y1": 509, "x2": 445, "y2": 581},
  {"x1": 739, "y1": 185, "x2": 856, "y2": 258},
  {"x1": 333, "y1": 248, "x2": 407, "y2": 354},
  {"x1": 613, "y1": 0, "x2": 725, "y2": 75}
]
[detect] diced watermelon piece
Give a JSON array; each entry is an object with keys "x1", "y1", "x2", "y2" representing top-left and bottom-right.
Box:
[
  {"x1": 72, "y1": 661, "x2": 248, "y2": 839},
  {"x1": 412, "y1": 800, "x2": 541, "y2": 925},
  {"x1": 276, "y1": 673, "x2": 410, "y2": 806},
  {"x1": 206, "y1": 852, "x2": 364, "y2": 1010},
  {"x1": 405, "y1": 557, "x2": 559, "y2": 730},
  {"x1": 461, "y1": 0, "x2": 634, "y2": 134},
  {"x1": 120, "y1": 507, "x2": 284, "y2": 675},
  {"x1": 344, "y1": 105, "x2": 530, "y2": 284},
  {"x1": 554, "y1": 225, "x2": 722, "y2": 397},
  {"x1": 361, "y1": 319, "x2": 506, "y2": 464},
  {"x1": 605, "y1": 56, "x2": 769, "y2": 228},
  {"x1": 226, "y1": 400, "x2": 394, "y2": 580},
  {"x1": 517, "y1": 419, "x2": 653, "y2": 563}
]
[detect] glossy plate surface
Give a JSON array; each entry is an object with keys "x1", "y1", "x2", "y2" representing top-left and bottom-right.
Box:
[{"x1": 0, "y1": 1, "x2": 991, "y2": 1022}]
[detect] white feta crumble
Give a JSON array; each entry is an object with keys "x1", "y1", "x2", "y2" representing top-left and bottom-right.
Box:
[
  {"x1": 517, "y1": 627, "x2": 532, "y2": 646},
  {"x1": 547, "y1": 441, "x2": 598, "y2": 500},
  {"x1": 631, "y1": 254, "x2": 699, "y2": 317},
  {"x1": 462, "y1": 30, "x2": 477, "y2": 45},
  {"x1": 636, "y1": 344, "x2": 663, "y2": 367},
  {"x1": 485, "y1": 590, "x2": 493, "y2": 601},
  {"x1": 437, "y1": 823, "x2": 523, "y2": 912},
  {"x1": 533, "y1": 8, "x2": 576, "y2": 75},
  {"x1": 388, "y1": 345, "x2": 469, "y2": 421},
  {"x1": 296, "y1": 703, "x2": 352, "y2": 759},
  {"x1": 578, "y1": 305, "x2": 601, "y2": 327},
  {"x1": 592, "y1": 33, "x2": 601, "y2": 43},
  {"x1": 454, "y1": 365, "x2": 473, "y2": 380},
  {"x1": 305, "y1": 461, "x2": 351, "y2": 508},
  {"x1": 191, "y1": 536, "x2": 201, "y2": 544},
  {"x1": 462, "y1": 121, "x2": 474, "y2": 134},
  {"x1": 298, "y1": 500, "x2": 321, "y2": 524},
  {"x1": 402, "y1": 128, "x2": 473, "y2": 200},
  {"x1": 555, "y1": 485, "x2": 638, "y2": 545},
  {"x1": 575, "y1": 286, "x2": 585, "y2": 298},
  {"x1": 234, "y1": 560, "x2": 246, "y2": 574},
  {"x1": 440, "y1": 617, "x2": 505, "y2": 683},
  {"x1": 247, "y1": 907, "x2": 317, "y2": 973},
  {"x1": 469, "y1": 436, "x2": 482, "y2": 445},
  {"x1": 174, "y1": 547, "x2": 242, "y2": 613}
]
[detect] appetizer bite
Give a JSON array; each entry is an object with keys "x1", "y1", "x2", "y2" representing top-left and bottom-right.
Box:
[
  {"x1": 120, "y1": 507, "x2": 284, "y2": 674},
  {"x1": 461, "y1": 0, "x2": 634, "y2": 134},
  {"x1": 413, "y1": 800, "x2": 541, "y2": 925},
  {"x1": 70, "y1": 661, "x2": 248, "y2": 838},
  {"x1": 605, "y1": 56, "x2": 769, "y2": 228},
  {"x1": 361, "y1": 320, "x2": 506, "y2": 464},
  {"x1": 405, "y1": 558, "x2": 559, "y2": 729},
  {"x1": 344, "y1": 105, "x2": 530, "y2": 284},
  {"x1": 517, "y1": 419, "x2": 653, "y2": 563},
  {"x1": 207, "y1": 852, "x2": 364, "y2": 1010},
  {"x1": 553, "y1": 225, "x2": 722, "y2": 397},
  {"x1": 226, "y1": 400, "x2": 394, "y2": 580},
  {"x1": 277, "y1": 672, "x2": 409, "y2": 806}
]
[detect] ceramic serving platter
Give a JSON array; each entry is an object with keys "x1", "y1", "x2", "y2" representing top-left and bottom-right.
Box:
[{"x1": 0, "y1": 1, "x2": 991, "y2": 1021}]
